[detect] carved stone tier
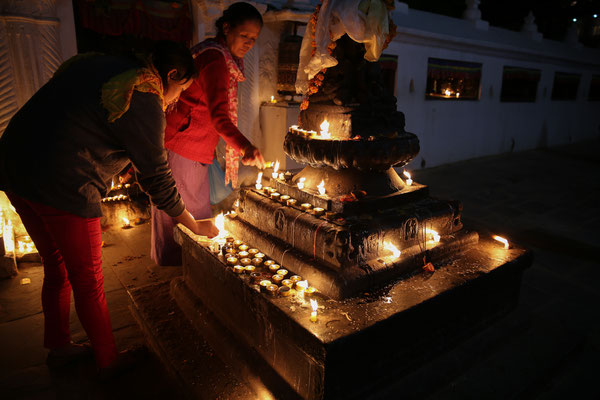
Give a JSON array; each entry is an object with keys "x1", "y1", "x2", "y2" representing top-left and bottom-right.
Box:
[
  {"x1": 284, "y1": 129, "x2": 420, "y2": 171},
  {"x1": 232, "y1": 188, "x2": 474, "y2": 299}
]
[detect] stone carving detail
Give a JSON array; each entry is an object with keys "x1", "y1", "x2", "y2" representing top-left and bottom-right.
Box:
[
  {"x1": 404, "y1": 218, "x2": 418, "y2": 240},
  {"x1": 274, "y1": 209, "x2": 286, "y2": 231}
]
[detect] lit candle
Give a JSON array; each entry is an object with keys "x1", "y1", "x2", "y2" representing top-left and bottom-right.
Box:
[
  {"x1": 270, "y1": 95, "x2": 277, "y2": 103},
  {"x1": 264, "y1": 260, "x2": 275, "y2": 268},
  {"x1": 280, "y1": 195, "x2": 290, "y2": 203},
  {"x1": 226, "y1": 257, "x2": 238, "y2": 265},
  {"x1": 270, "y1": 192, "x2": 281, "y2": 201},
  {"x1": 290, "y1": 275, "x2": 302, "y2": 283},
  {"x1": 263, "y1": 186, "x2": 272, "y2": 194},
  {"x1": 122, "y1": 217, "x2": 131, "y2": 229},
  {"x1": 319, "y1": 119, "x2": 331, "y2": 139},
  {"x1": 252, "y1": 257, "x2": 262, "y2": 267},
  {"x1": 278, "y1": 172, "x2": 284, "y2": 180},
  {"x1": 317, "y1": 180, "x2": 325, "y2": 196},
  {"x1": 276, "y1": 269, "x2": 288, "y2": 276},
  {"x1": 248, "y1": 248, "x2": 259, "y2": 256},
  {"x1": 240, "y1": 258, "x2": 252, "y2": 266},
  {"x1": 269, "y1": 263, "x2": 281, "y2": 273},
  {"x1": 297, "y1": 177, "x2": 306, "y2": 190},
  {"x1": 233, "y1": 265, "x2": 245, "y2": 274},
  {"x1": 300, "y1": 203, "x2": 312, "y2": 211},
  {"x1": 272, "y1": 274, "x2": 284, "y2": 284},
  {"x1": 403, "y1": 170, "x2": 413, "y2": 186},
  {"x1": 259, "y1": 280, "x2": 272, "y2": 291},
  {"x1": 255, "y1": 172, "x2": 263, "y2": 190},
  {"x1": 255, "y1": 252, "x2": 265, "y2": 259},
  {"x1": 295, "y1": 280, "x2": 308, "y2": 292},
  {"x1": 282, "y1": 279, "x2": 293, "y2": 288},
  {"x1": 286, "y1": 198, "x2": 297, "y2": 207},
  {"x1": 238, "y1": 251, "x2": 249, "y2": 258},
  {"x1": 238, "y1": 244, "x2": 249, "y2": 252},
  {"x1": 383, "y1": 242, "x2": 401, "y2": 259},
  {"x1": 306, "y1": 287, "x2": 317, "y2": 296},
  {"x1": 272, "y1": 160, "x2": 280, "y2": 179},
  {"x1": 266, "y1": 284, "x2": 278, "y2": 297},
  {"x1": 310, "y1": 299, "x2": 318, "y2": 322},
  {"x1": 312, "y1": 207, "x2": 325, "y2": 217},
  {"x1": 245, "y1": 265, "x2": 256, "y2": 273},
  {"x1": 493, "y1": 235, "x2": 510, "y2": 249},
  {"x1": 425, "y1": 228, "x2": 440, "y2": 243},
  {"x1": 234, "y1": 239, "x2": 243, "y2": 247}
]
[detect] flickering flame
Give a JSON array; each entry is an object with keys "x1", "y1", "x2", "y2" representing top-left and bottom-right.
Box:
[
  {"x1": 111, "y1": 178, "x2": 115, "y2": 189},
  {"x1": 444, "y1": 89, "x2": 452, "y2": 96},
  {"x1": 425, "y1": 228, "x2": 440, "y2": 242},
  {"x1": 272, "y1": 160, "x2": 280, "y2": 179},
  {"x1": 456, "y1": 92, "x2": 460, "y2": 98},
  {"x1": 122, "y1": 217, "x2": 130, "y2": 226},
  {"x1": 403, "y1": 170, "x2": 413, "y2": 186},
  {"x1": 3, "y1": 220, "x2": 14, "y2": 253},
  {"x1": 310, "y1": 299, "x2": 318, "y2": 312},
  {"x1": 320, "y1": 119, "x2": 331, "y2": 139},
  {"x1": 317, "y1": 180, "x2": 325, "y2": 195},
  {"x1": 493, "y1": 235, "x2": 509, "y2": 249},
  {"x1": 297, "y1": 177, "x2": 306, "y2": 189},
  {"x1": 255, "y1": 172, "x2": 263, "y2": 190},
  {"x1": 215, "y1": 213, "x2": 225, "y2": 235},
  {"x1": 383, "y1": 242, "x2": 401, "y2": 259},
  {"x1": 234, "y1": 199, "x2": 240, "y2": 208},
  {"x1": 270, "y1": 95, "x2": 276, "y2": 103},
  {"x1": 296, "y1": 280, "x2": 308, "y2": 291}
]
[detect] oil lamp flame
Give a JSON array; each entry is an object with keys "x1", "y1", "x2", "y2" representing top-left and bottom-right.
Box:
[
  {"x1": 493, "y1": 235, "x2": 509, "y2": 249},
  {"x1": 317, "y1": 180, "x2": 325, "y2": 195},
  {"x1": 272, "y1": 160, "x2": 280, "y2": 179},
  {"x1": 215, "y1": 213, "x2": 225, "y2": 235},
  {"x1": 444, "y1": 89, "x2": 452, "y2": 96},
  {"x1": 310, "y1": 299, "x2": 318, "y2": 322},
  {"x1": 320, "y1": 119, "x2": 331, "y2": 139},
  {"x1": 425, "y1": 228, "x2": 440, "y2": 242},
  {"x1": 122, "y1": 217, "x2": 130, "y2": 226},
  {"x1": 255, "y1": 172, "x2": 263, "y2": 190},
  {"x1": 297, "y1": 280, "x2": 308, "y2": 291},
  {"x1": 297, "y1": 177, "x2": 306, "y2": 189},
  {"x1": 383, "y1": 242, "x2": 401, "y2": 258},
  {"x1": 403, "y1": 170, "x2": 413, "y2": 186}
]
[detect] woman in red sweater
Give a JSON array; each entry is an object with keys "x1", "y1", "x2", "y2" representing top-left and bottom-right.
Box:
[{"x1": 151, "y1": 2, "x2": 265, "y2": 265}]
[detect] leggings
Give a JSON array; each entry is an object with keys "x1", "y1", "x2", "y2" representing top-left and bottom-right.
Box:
[{"x1": 7, "y1": 193, "x2": 117, "y2": 368}]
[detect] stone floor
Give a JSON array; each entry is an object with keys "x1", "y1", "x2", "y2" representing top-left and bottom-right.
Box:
[{"x1": 1, "y1": 139, "x2": 599, "y2": 399}]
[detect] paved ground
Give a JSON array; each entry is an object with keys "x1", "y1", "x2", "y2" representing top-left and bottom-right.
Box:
[{"x1": 0, "y1": 139, "x2": 599, "y2": 399}]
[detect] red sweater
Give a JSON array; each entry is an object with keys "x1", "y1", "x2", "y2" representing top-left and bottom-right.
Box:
[{"x1": 164, "y1": 49, "x2": 251, "y2": 163}]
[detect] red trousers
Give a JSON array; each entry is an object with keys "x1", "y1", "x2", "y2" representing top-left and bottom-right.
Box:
[{"x1": 7, "y1": 193, "x2": 117, "y2": 368}]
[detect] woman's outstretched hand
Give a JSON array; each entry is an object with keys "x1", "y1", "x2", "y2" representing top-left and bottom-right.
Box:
[
  {"x1": 241, "y1": 144, "x2": 266, "y2": 169},
  {"x1": 194, "y1": 218, "x2": 219, "y2": 238}
]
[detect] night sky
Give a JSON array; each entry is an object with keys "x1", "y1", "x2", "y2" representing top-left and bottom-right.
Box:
[{"x1": 402, "y1": 0, "x2": 600, "y2": 46}]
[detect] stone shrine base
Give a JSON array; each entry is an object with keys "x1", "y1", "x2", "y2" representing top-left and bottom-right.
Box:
[{"x1": 163, "y1": 225, "x2": 532, "y2": 400}]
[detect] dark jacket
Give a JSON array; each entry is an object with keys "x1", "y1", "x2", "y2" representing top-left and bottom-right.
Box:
[{"x1": 0, "y1": 54, "x2": 184, "y2": 218}]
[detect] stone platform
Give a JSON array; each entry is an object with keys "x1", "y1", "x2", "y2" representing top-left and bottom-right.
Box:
[{"x1": 171, "y1": 224, "x2": 532, "y2": 400}]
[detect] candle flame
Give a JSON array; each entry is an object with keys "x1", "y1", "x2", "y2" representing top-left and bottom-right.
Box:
[
  {"x1": 317, "y1": 180, "x2": 325, "y2": 195},
  {"x1": 403, "y1": 170, "x2": 413, "y2": 186},
  {"x1": 270, "y1": 95, "x2": 276, "y2": 103},
  {"x1": 444, "y1": 89, "x2": 452, "y2": 96},
  {"x1": 234, "y1": 199, "x2": 239, "y2": 208},
  {"x1": 273, "y1": 160, "x2": 280, "y2": 174},
  {"x1": 297, "y1": 177, "x2": 306, "y2": 189},
  {"x1": 215, "y1": 212, "x2": 225, "y2": 234},
  {"x1": 493, "y1": 235, "x2": 509, "y2": 249},
  {"x1": 383, "y1": 241, "x2": 401, "y2": 258},
  {"x1": 297, "y1": 280, "x2": 308, "y2": 291},
  {"x1": 320, "y1": 119, "x2": 331, "y2": 139},
  {"x1": 425, "y1": 228, "x2": 440, "y2": 242},
  {"x1": 310, "y1": 299, "x2": 318, "y2": 312},
  {"x1": 122, "y1": 217, "x2": 130, "y2": 226},
  {"x1": 256, "y1": 172, "x2": 263, "y2": 185}
]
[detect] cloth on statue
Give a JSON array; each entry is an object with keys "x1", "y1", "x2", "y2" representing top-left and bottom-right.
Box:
[
  {"x1": 164, "y1": 38, "x2": 251, "y2": 188},
  {"x1": 296, "y1": 0, "x2": 392, "y2": 94},
  {"x1": 151, "y1": 149, "x2": 212, "y2": 266}
]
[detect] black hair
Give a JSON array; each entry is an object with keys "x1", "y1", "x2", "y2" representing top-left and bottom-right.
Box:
[
  {"x1": 215, "y1": 2, "x2": 263, "y2": 38},
  {"x1": 150, "y1": 40, "x2": 198, "y2": 87}
]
